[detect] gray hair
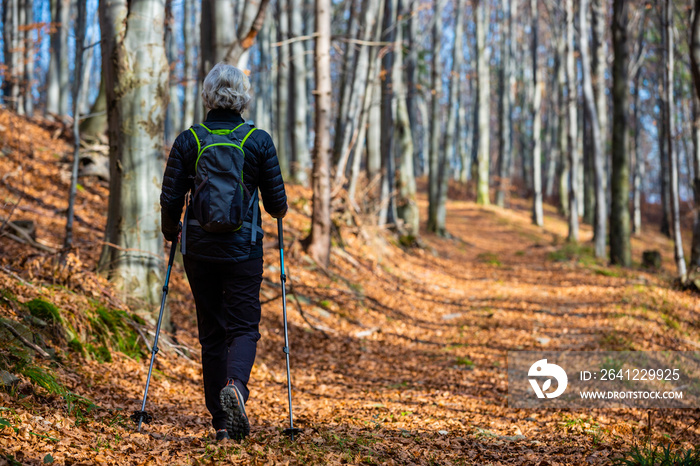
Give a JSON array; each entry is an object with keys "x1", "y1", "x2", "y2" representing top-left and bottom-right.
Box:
[{"x1": 201, "y1": 63, "x2": 252, "y2": 112}]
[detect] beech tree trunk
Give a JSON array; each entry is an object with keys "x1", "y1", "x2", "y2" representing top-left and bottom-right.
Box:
[
  {"x1": 201, "y1": 0, "x2": 236, "y2": 76},
  {"x1": 663, "y1": 0, "x2": 687, "y2": 280},
  {"x1": 80, "y1": 78, "x2": 108, "y2": 139},
  {"x1": 333, "y1": 0, "x2": 379, "y2": 188},
  {"x1": 46, "y1": 0, "x2": 70, "y2": 115},
  {"x1": 632, "y1": 68, "x2": 644, "y2": 236},
  {"x1": 394, "y1": 0, "x2": 418, "y2": 236},
  {"x1": 98, "y1": 0, "x2": 170, "y2": 311},
  {"x1": 555, "y1": 32, "x2": 570, "y2": 217},
  {"x1": 427, "y1": 0, "x2": 444, "y2": 230},
  {"x1": 367, "y1": 77, "x2": 383, "y2": 183},
  {"x1": 289, "y1": 0, "x2": 310, "y2": 185},
  {"x1": 581, "y1": 0, "x2": 606, "y2": 258},
  {"x1": 308, "y1": 0, "x2": 332, "y2": 267},
  {"x1": 610, "y1": 0, "x2": 631, "y2": 266},
  {"x1": 255, "y1": 13, "x2": 273, "y2": 131},
  {"x1": 22, "y1": 0, "x2": 34, "y2": 117},
  {"x1": 182, "y1": 0, "x2": 196, "y2": 128},
  {"x1": 378, "y1": 0, "x2": 398, "y2": 227},
  {"x1": 65, "y1": 0, "x2": 87, "y2": 250},
  {"x1": 565, "y1": 0, "x2": 579, "y2": 241},
  {"x1": 46, "y1": 0, "x2": 60, "y2": 114},
  {"x1": 348, "y1": 0, "x2": 385, "y2": 199},
  {"x1": 275, "y1": 1, "x2": 291, "y2": 179},
  {"x1": 531, "y1": 0, "x2": 543, "y2": 226},
  {"x1": 406, "y1": 0, "x2": 421, "y2": 182},
  {"x1": 592, "y1": 0, "x2": 608, "y2": 193},
  {"x1": 433, "y1": 0, "x2": 465, "y2": 235},
  {"x1": 165, "y1": 0, "x2": 182, "y2": 144},
  {"x1": 689, "y1": 0, "x2": 700, "y2": 284},
  {"x1": 475, "y1": 0, "x2": 491, "y2": 205},
  {"x1": 497, "y1": 0, "x2": 517, "y2": 207},
  {"x1": 2, "y1": 0, "x2": 20, "y2": 112},
  {"x1": 332, "y1": 0, "x2": 359, "y2": 170}
]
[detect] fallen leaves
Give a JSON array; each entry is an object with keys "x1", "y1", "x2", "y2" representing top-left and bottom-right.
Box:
[{"x1": 1, "y1": 108, "x2": 700, "y2": 464}]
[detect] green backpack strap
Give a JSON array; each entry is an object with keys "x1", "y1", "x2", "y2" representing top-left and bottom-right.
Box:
[
  {"x1": 241, "y1": 127, "x2": 257, "y2": 147},
  {"x1": 239, "y1": 125, "x2": 260, "y2": 245}
]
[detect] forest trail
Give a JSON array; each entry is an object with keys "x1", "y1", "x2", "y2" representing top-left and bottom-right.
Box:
[{"x1": 0, "y1": 110, "x2": 699, "y2": 464}]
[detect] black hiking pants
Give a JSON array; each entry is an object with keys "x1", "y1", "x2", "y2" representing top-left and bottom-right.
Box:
[{"x1": 183, "y1": 256, "x2": 263, "y2": 431}]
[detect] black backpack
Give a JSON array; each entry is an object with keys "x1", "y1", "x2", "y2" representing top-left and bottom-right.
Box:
[{"x1": 181, "y1": 122, "x2": 263, "y2": 253}]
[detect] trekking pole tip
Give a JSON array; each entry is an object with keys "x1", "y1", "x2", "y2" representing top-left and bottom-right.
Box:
[{"x1": 283, "y1": 427, "x2": 302, "y2": 441}]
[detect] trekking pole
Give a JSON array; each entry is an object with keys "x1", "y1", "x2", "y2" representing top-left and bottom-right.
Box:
[
  {"x1": 131, "y1": 238, "x2": 178, "y2": 432},
  {"x1": 278, "y1": 218, "x2": 301, "y2": 441}
]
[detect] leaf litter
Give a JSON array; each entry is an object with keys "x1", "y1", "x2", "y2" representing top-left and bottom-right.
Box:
[{"x1": 0, "y1": 109, "x2": 699, "y2": 464}]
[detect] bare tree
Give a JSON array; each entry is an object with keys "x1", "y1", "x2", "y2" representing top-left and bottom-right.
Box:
[
  {"x1": 2, "y1": 0, "x2": 20, "y2": 112},
  {"x1": 201, "y1": 0, "x2": 236, "y2": 75},
  {"x1": 21, "y1": 0, "x2": 34, "y2": 117},
  {"x1": 65, "y1": 0, "x2": 88, "y2": 250},
  {"x1": 428, "y1": 0, "x2": 444, "y2": 230},
  {"x1": 631, "y1": 9, "x2": 647, "y2": 236},
  {"x1": 289, "y1": 0, "x2": 310, "y2": 185},
  {"x1": 46, "y1": 0, "x2": 70, "y2": 116},
  {"x1": 80, "y1": 78, "x2": 108, "y2": 139},
  {"x1": 307, "y1": 0, "x2": 332, "y2": 267},
  {"x1": 182, "y1": 0, "x2": 197, "y2": 129},
  {"x1": 580, "y1": 0, "x2": 606, "y2": 258},
  {"x1": 165, "y1": 0, "x2": 182, "y2": 144},
  {"x1": 610, "y1": 0, "x2": 631, "y2": 266},
  {"x1": 592, "y1": 0, "x2": 608, "y2": 193},
  {"x1": 378, "y1": 0, "x2": 398, "y2": 227},
  {"x1": 98, "y1": 0, "x2": 170, "y2": 310},
  {"x1": 433, "y1": 0, "x2": 466, "y2": 235},
  {"x1": 348, "y1": 0, "x2": 385, "y2": 200},
  {"x1": 565, "y1": 0, "x2": 579, "y2": 241},
  {"x1": 275, "y1": 2, "x2": 291, "y2": 178},
  {"x1": 690, "y1": 0, "x2": 700, "y2": 285},
  {"x1": 223, "y1": 0, "x2": 271, "y2": 67},
  {"x1": 554, "y1": 25, "x2": 570, "y2": 217},
  {"x1": 531, "y1": 0, "x2": 543, "y2": 226},
  {"x1": 663, "y1": 0, "x2": 686, "y2": 280},
  {"x1": 475, "y1": 0, "x2": 491, "y2": 205},
  {"x1": 333, "y1": 0, "x2": 380, "y2": 189},
  {"x1": 395, "y1": 0, "x2": 419, "y2": 236},
  {"x1": 497, "y1": 0, "x2": 517, "y2": 207}
]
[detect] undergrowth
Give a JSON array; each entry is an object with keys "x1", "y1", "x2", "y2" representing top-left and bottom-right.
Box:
[{"x1": 612, "y1": 443, "x2": 700, "y2": 466}]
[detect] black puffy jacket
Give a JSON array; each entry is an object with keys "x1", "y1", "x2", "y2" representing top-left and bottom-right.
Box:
[{"x1": 160, "y1": 108, "x2": 287, "y2": 263}]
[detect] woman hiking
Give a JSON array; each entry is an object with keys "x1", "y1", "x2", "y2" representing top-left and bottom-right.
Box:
[{"x1": 160, "y1": 62, "x2": 288, "y2": 441}]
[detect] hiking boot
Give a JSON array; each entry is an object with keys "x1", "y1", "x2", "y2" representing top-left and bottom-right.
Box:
[
  {"x1": 215, "y1": 429, "x2": 230, "y2": 441},
  {"x1": 220, "y1": 380, "x2": 250, "y2": 440}
]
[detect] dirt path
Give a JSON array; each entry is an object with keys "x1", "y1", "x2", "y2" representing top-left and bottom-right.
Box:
[{"x1": 1, "y1": 163, "x2": 699, "y2": 465}]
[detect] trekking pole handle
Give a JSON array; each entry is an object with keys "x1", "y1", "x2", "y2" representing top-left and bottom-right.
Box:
[{"x1": 277, "y1": 218, "x2": 284, "y2": 250}]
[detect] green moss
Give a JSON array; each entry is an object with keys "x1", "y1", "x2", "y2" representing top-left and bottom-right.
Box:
[
  {"x1": 593, "y1": 267, "x2": 622, "y2": 278},
  {"x1": 87, "y1": 344, "x2": 112, "y2": 363},
  {"x1": 319, "y1": 300, "x2": 332, "y2": 310},
  {"x1": 67, "y1": 338, "x2": 85, "y2": 356},
  {"x1": 398, "y1": 235, "x2": 417, "y2": 248},
  {"x1": 599, "y1": 332, "x2": 636, "y2": 351},
  {"x1": 26, "y1": 299, "x2": 62, "y2": 325},
  {"x1": 547, "y1": 243, "x2": 596, "y2": 265},
  {"x1": 662, "y1": 314, "x2": 681, "y2": 331},
  {"x1": 455, "y1": 357, "x2": 474, "y2": 367},
  {"x1": 477, "y1": 252, "x2": 501, "y2": 267}
]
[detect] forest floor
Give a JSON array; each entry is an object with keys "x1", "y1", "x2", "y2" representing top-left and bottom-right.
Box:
[{"x1": 0, "y1": 109, "x2": 699, "y2": 465}]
